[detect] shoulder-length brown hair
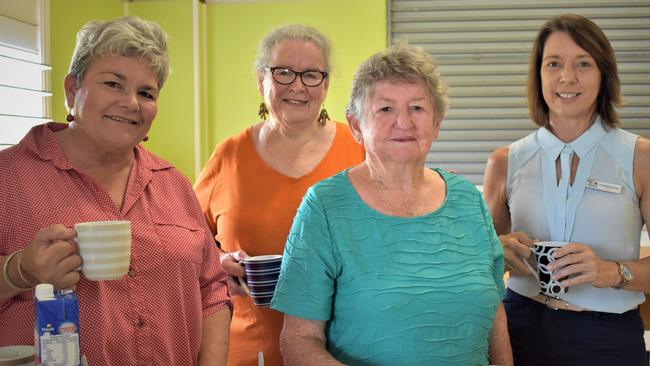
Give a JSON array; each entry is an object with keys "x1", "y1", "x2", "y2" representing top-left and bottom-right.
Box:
[{"x1": 527, "y1": 14, "x2": 623, "y2": 128}]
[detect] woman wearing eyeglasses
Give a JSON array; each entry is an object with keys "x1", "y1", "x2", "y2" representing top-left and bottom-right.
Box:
[{"x1": 194, "y1": 24, "x2": 364, "y2": 366}]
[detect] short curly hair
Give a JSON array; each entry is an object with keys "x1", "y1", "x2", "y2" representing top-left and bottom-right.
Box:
[
  {"x1": 68, "y1": 16, "x2": 169, "y2": 89},
  {"x1": 346, "y1": 42, "x2": 448, "y2": 124}
]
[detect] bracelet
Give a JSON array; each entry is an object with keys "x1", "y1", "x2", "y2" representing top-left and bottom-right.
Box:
[
  {"x1": 3, "y1": 250, "x2": 34, "y2": 291},
  {"x1": 16, "y1": 251, "x2": 36, "y2": 287}
]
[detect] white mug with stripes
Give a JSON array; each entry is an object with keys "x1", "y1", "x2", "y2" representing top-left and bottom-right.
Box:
[{"x1": 74, "y1": 220, "x2": 132, "y2": 281}]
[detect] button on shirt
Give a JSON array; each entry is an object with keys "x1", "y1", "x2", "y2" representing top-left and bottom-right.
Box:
[{"x1": 0, "y1": 123, "x2": 231, "y2": 365}]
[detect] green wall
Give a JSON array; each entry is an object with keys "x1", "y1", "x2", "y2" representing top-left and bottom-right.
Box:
[
  {"x1": 49, "y1": 0, "x2": 386, "y2": 181},
  {"x1": 127, "y1": 0, "x2": 198, "y2": 181}
]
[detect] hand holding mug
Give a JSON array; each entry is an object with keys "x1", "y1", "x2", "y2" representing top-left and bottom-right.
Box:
[
  {"x1": 546, "y1": 242, "x2": 618, "y2": 289},
  {"x1": 499, "y1": 231, "x2": 535, "y2": 275},
  {"x1": 219, "y1": 250, "x2": 249, "y2": 296},
  {"x1": 20, "y1": 225, "x2": 81, "y2": 290}
]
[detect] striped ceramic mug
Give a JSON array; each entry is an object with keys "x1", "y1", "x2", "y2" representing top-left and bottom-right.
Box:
[{"x1": 74, "y1": 220, "x2": 132, "y2": 281}]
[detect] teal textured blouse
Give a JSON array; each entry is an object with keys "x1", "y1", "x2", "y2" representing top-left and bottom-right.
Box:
[{"x1": 271, "y1": 169, "x2": 505, "y2": 366}]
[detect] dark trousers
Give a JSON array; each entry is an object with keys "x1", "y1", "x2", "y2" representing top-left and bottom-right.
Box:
[{"x1": 504, "y1": 289, "x2": 647, "y2": 366}]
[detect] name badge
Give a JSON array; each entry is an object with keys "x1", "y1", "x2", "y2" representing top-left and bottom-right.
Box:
[{"x1": 586, "y1": 179, "x2": 622, "y2": 194}]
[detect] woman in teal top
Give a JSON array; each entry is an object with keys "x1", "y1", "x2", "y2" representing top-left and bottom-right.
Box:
[{"x1": 271, "y1": 43, "x2": 512, "y2": 366}]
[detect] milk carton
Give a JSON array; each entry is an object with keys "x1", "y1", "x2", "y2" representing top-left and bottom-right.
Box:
[{"x1": 34, "y1": 284, "x2": 80, "y2": 366}]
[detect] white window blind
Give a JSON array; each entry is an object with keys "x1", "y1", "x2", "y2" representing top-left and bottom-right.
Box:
[
  {"x1": 389, "y1": 0, "x2": 650, "y2": 184},
  {"x1": 0, "y1": 0, "x2": 50, "y2": 150}
]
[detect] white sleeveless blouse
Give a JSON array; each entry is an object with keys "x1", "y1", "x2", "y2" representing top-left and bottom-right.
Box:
[{"x1": 506, "y1": 118, "x2": 644, "y2": 313}]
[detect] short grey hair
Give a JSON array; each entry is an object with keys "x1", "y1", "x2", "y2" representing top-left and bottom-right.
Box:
[
  {"x1": 254, "y1": 24, "x2": 332, "y2": 74},
  {"x1": 346, "y1": 42, "x2": 448, "y2": 123},
  {"x1": 68, "y1": 16, "x2": 169, "y2": 89}
]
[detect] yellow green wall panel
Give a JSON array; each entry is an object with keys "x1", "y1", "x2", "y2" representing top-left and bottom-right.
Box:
[{"x1": 128, "y1": 0, "x2": 197, "y2": 180}]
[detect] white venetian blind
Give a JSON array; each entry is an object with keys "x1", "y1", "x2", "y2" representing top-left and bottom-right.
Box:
[
  {"x1": 0, "y1": 0, "x2": 50, "y2": 150},
  {"x1": 389, "y1": 0, "x2": 650, "y2": 184}
]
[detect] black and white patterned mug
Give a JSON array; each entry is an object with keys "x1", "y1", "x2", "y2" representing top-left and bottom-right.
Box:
[{"x1": 532, "y1": 241, "x2": 568, "y2": 297}]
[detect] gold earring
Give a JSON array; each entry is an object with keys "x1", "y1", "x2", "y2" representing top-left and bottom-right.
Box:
[
  {"x1": 258, "y1": 102, "x2": 269, "y2": 120},
  {"x1": 317, "y1": 107, "x2": 329, "y2": 127}
]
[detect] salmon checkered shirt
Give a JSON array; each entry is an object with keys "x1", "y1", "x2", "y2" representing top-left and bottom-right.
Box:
[{"x1": 0, "y1": 123, "x2": 231, "y2": 365}]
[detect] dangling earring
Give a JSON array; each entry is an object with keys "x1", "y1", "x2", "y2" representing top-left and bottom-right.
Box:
[
  {"x1": 142, "y1": 136, "x2": 149, "y2": 142},
  {"x1": 258, "y1": 102, "x2": 269, "y2": 120},
  {"x1": 66, "y1": 106, "x2": 75, "y2": 122},
  {"x1": 317, "y1": 107, "x2": 330, "y2": 127}
]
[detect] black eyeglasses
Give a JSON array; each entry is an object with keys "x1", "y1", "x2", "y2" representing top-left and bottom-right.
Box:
[{"x1": 266, "y1": 67, "x2": 328, "y2": 87}]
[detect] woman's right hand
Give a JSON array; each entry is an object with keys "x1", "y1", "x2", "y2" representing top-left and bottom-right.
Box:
[
  {"x1": 220, "y1": 250, "x2": 249, "y2": 296},
  {"x1": 21, "y1": 225, "x2": 82, "y2": 290},
  {"x1": 499, "y1": 231, "x2": 535, "y2": 275}
]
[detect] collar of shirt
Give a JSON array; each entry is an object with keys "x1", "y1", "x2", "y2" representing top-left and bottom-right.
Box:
[
  {"x1": 21, "y1": 122, "x2": 173, "y2": 173},
  {"x1": 537, "y1": 116, "x2": 608, "y2": 161}
]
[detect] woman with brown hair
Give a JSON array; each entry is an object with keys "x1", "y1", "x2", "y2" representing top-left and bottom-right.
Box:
[{"x1": 484, "y1": 13, "x2": 650, "y2": 365}]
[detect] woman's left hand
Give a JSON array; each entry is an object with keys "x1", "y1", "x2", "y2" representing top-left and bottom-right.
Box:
[
  {"x1": 547, "y1": 243, "x2": 619, "y2": 288},
  {"x1": 219, "y1": 250, "x2": 249, "y2": 297}
]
